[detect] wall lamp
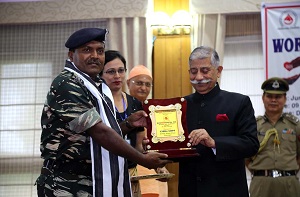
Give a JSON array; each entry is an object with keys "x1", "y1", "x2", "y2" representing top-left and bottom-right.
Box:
[{"x1": 150, "y1": 10, "x2": 192, "y2": 36}]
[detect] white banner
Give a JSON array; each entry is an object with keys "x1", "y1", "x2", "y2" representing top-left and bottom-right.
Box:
[{"x1": 261, "y1": 1, "x2": 300, "y2": 118}]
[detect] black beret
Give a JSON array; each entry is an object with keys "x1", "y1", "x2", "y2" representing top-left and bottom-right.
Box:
[
  {"x1": 261, "y1": 77, "x2": 289, "y2": 94},
  {"x1": 65, "y1": 28, "x2": 108, "y2": 49}
]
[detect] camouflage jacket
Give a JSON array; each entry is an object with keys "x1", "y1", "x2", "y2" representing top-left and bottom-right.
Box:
[{"x1": 40, "y1": 68, "x2": 102, "y2": 163}]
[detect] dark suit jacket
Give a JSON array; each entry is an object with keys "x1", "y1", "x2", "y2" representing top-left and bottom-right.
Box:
[{"x1": 178, "y1": 84, "x2": 259, "y2": 197}]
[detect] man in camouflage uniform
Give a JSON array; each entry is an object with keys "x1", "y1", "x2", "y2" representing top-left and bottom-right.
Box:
[
  {"x1": 246, "y1": 77, "x2": 300, "y2": 197},
  {"x1": 35, "y1": 28, "x2": 170, "y2": 197}
]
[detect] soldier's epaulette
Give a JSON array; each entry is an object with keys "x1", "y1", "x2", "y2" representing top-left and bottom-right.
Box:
[
  {"x1": 283, "y1": 113, "x2": 299, "y2": 125},
  {"x1": 256, "y1": 115, "x2": 264, "y2": 122}
]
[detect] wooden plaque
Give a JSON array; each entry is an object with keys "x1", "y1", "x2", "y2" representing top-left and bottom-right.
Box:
[{"x1": 143, "y1": 97, "x2": 199, "y2": 159}]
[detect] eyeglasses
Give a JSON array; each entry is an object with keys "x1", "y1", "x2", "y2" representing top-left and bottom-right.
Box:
[
  {"x1": 104, "y1": 68, "x2": 127, "y2": 75},
  {"x1": 131, "y1": 80, "x2": 153, "y2": 87},
  {"x1": 189, "y1": 66, "x2": 214, "y2": 75}
]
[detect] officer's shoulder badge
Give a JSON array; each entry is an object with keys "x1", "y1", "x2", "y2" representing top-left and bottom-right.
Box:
[
  {"x1": 283, "y1": 113, "x2": 299, "y2": 125},
  {"x1": 256, "y1": 115, "x2": 264, "y2": 122}
]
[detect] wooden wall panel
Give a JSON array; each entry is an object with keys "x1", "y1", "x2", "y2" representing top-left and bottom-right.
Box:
[
  {"x1": 153, "y1": 35, "x2": 192, "y2": 99},
  {"x1": 153, "y1": 0, "x2": 192, "y2": 99},
  {"x1": 154, "y1": 0, "x2": 189, "y2": 14}
]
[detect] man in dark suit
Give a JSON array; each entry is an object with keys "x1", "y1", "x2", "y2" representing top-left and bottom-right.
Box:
[{"x1": 178, "y1": 46, "x2": 259, "y2": 197}]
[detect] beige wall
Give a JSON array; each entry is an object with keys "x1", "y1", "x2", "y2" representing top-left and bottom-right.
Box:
[{"x1": 0, "y1": 0, "x2": 148, "y2": 24}]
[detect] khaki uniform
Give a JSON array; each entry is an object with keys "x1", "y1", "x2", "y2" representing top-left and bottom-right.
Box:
[{"x1": 247, "y1": 113, "x2": 300, "y2": 197}]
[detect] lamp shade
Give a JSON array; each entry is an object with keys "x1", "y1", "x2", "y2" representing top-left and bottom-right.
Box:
[
  {"x1": 171, "y1": 10, "x2": 192, "y2": 26},
  {"x1": 149, "y1": 11, "x2": 171, "y2": 27}
]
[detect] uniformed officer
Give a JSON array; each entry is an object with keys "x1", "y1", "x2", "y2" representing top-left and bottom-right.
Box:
[
  {"x1": 246, "y1": 77, "x2": 300, "y2": 197},
  {"x1": 35, "y1": 28, "x2": 171, "y2": 197}
]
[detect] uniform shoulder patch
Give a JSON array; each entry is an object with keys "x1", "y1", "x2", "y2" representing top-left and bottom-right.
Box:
[
  {"x1": 256, "y1": 115, "x2": 264, "y2": 122},
  {"x1": 283, "y1": 113, "x2": 299, "y2": 125}
]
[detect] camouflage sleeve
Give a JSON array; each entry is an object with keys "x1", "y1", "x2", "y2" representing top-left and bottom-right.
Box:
[
  {"x1": 47, "y1": 71, "x2": 95, "y2": 122},
  {"x1": 69, "y1": 107, "x2": 102, "y2": 133}
]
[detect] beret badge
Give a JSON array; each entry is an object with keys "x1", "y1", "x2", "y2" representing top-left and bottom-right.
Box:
[
  {"x1": 272, "y1": 80, "x2": 280, "y2": 89},
  {"x1": 261, "y1": 77, "x2": 289, "y2": 94}
]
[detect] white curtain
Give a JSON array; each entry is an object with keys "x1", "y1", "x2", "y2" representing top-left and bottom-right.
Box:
[
  {"x1": 107, "y1": 17, "x2": 152, "y2": 94},
  {"x1": 191, "y1": 13, "x2": 226, "y2": 85},
  {"x1": 108, "y1": 17, "x2": 148, "y2": 72}
]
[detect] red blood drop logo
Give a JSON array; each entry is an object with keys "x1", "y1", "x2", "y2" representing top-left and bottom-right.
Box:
[
  {"x1": 284, "y1": 14, "x2": 293, "y2": 25},
  {"x1": 284, "y1": 62, "x2": 293, "y2": 71}
]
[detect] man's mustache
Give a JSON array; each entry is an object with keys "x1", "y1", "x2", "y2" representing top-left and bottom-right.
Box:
[
  {"x1": 87, "y1": 59, "x2": 101, "y2": 65},
  {"x1": 190, "y1": 79, "x2": 211, "y2": 84}
]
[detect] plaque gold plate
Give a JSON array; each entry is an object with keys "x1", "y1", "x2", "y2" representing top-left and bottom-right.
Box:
[{"x1": 143, "y1": 97, "x2": 198, "y2": 159}]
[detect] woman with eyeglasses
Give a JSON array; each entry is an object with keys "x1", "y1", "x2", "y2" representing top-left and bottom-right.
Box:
[{"x1": 100, "y1": 50, "x2": 145, "y2": 197}]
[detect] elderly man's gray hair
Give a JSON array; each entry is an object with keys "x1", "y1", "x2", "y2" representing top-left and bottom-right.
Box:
[{"x1": 189, "y1": 46, "x2": 220, "y2": 68}]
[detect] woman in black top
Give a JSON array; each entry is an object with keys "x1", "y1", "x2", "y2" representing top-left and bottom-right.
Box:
[{"x1": 101, "y1": 50, "x2": 145, "y2": 197}]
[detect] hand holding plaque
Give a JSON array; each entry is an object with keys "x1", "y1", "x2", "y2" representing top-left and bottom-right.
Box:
[{"x1": 142, "y1": 97, "x2": 199, "y2": 159}]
